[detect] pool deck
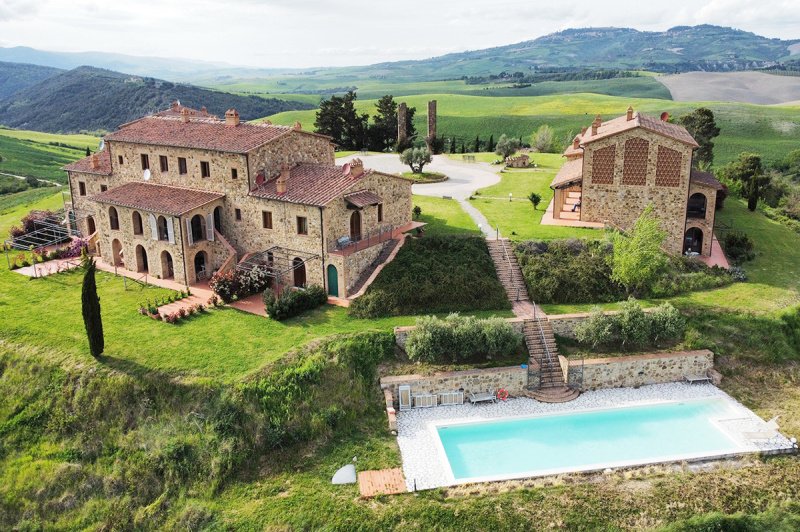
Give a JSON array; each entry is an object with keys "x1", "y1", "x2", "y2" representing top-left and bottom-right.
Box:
[{"x1": 396, "y1": 383, "x2": 795, "y2": 491}]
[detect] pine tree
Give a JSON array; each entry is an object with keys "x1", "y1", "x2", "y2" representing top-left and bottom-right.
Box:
[{"x1": 81, "y1": 253, "x2": 104, "y2": 358}]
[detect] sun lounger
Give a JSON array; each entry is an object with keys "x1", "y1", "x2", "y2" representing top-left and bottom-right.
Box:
[
  {"x1": 684, "y1": 374, "x2": 712, "y2": 384},
  {"x1": 469, "y1": 391, "x2": 496, "y2": 404}
]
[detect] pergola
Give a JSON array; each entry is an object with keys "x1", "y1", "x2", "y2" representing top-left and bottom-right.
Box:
[
  {"x1": 235, "y1": 246, "x2": 320, "y2": 287},
  {"x1": 3, "y1": 209, "x2": 89, "y2": 267}
]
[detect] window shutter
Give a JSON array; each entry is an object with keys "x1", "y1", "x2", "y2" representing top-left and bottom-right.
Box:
[
  {"x1": 148, "y1": 214, "x2": 158, "y2": 240},
  {"x1": 186, "y1": 218, "x2": 194, "y2": 246},
  {"x1": 206, "y1": 214, "x2": 215, "y2": 241},
  {"x1": 167, "y1": 218, "x2": 175, "y2": 244}
]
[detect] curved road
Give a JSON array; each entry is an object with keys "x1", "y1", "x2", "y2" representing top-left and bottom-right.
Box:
[{"x1": 335, "y1": 153, "x2": 503, "y2": 235}]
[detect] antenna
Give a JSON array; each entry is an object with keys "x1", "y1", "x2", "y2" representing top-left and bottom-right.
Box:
[{"x1": 143, "y1": 169, "x2": 151, "y2": 181}]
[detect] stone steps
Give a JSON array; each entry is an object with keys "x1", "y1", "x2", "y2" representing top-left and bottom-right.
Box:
[
  {"x1": 347, "y1": 239, "x2": 400, "y2": 297},
  {"x1": 559, "y1": 211, "x2": 581, "y2": 220},
  {"x1": 524, "y1": 387, "x2": 580, "y2": 403},
  {"x1": 486, "y1": 239, "x2": 529, "y2": 303}
]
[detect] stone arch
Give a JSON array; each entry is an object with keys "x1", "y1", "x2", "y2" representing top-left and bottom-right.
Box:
[
  {"x1": 111, "y1": 238, "x2": 123, "y2": 266},
  {"x1": 687, "y1": 192, "x2": 708, "y2": 219},
  {"x1": 157, "y1": 215, "x2": 169, "y2": 241},
  {"x1": 194, "y1": 250, "x2": 208, "y2": 281},
  {"x1": 135, "y1": 244, "x2": 148, "y2": 273},
  {"x1": 86, "y1": 216, "x2": 96, "y2": 235},
  {"x1": 132, "y1": 211, "x2": 143, "y2": 235},
  {"x1": 683, "y1": 227, "x2": 704, "y2": 255},
  {"x1": 109, "y1": 206, "x2": 119, "y2": 230},
  {"x1": 160, "y1": 250, "x2": 174, "y2": 279},
  {"x1": 191, "y1": 214, "x2": 206, "y2": 242}
]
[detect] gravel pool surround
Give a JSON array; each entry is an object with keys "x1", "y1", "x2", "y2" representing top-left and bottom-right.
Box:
[{"x1": 396, "y1": 383, "x2": 795, "y2": 491}]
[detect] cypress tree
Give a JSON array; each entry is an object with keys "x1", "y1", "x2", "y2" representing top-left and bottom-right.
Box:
[
  {"x1": 473, "y1": 135, "x2": 480, "y2": 153},
  {"x1": 487, "y1": 134, "x2": 495, "y2": 152},
  {"x1": 81, "y1": 253, "x2": 104, "y2": 358},
  {"x1": 85, "y1": 147, "x2": 91, "y2": 157}
]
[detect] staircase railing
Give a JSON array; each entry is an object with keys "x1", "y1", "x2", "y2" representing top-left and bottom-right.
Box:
[{"x1": 531, "y1": 305, "x2": 559, "y2": 386}]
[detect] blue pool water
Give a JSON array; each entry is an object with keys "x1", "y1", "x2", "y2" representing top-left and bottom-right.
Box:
[{"x1": 437, "y1": 399, "x2": 742, "y2": 481}]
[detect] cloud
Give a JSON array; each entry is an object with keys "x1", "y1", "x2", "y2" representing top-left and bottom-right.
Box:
[{"x1": 0, "y1": 0, "x2": 40, "y2": 21}]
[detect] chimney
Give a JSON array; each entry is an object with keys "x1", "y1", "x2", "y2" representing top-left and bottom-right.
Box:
[
  {"x1": 276, "y1": 165, "x2": 290, "y2": 194},
  {"x1": 90, "y1": 153, "x2": 100, "y2": 169},
  {"x1": 293, "y1": 121, "x2": 302, "y2": 130},
  {"x1": 171, "y1": 100, "x2": 180, "y2": 111},
  {"x1": 580, "y1": 126, "x2": 588, "y2": 135},
  {"x1": 225, "y1": 108, "x2": 240, "y2": 127},
  {"x1": 626, "y1": 106, "x2": 634, "y2": 121},
  {"x1": 660, "y1": 111, "x2": 670, "y2": 122},
  {"x1": 572, "y1": 136, "x2": 581, "y2": 150},
  {"x1": 348, "y1": 158, "x2": 365, "y2": 179},
  {"x1": 181, "y1": 107, "x2": 190, "y2": 123},
  {"x1": 591, "y1": 115, "x2": 602, "y2": 136},
  {"x1": 200, "y1": 106, "x2": 208, "y2": 114}
]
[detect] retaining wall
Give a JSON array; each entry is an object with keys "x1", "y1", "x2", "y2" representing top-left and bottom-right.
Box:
[{"x1": 568, "y1": 350, "x2": 714, "y2": 390}]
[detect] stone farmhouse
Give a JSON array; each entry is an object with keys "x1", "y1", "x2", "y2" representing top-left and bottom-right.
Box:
[
  {"x1": 550, "y1": 107, "x2": 725, "y2": 257},
  {"x1": 64, "y1": 103, "x2": 416, "y2": 297}
]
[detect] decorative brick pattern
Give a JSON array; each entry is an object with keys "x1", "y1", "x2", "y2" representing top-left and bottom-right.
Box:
[
  {"x1": 590, "y1": 145, "x2": 615, "y2": 184},
  {"x1": 622, "y1": 138, "x2": 649, "y2": 186},
  {"x1": 655, "y1": 145, "x2": 683, "y2": 187}
]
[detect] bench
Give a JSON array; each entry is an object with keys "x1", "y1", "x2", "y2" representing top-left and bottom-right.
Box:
[
  {"x1": 336, "y1": 236, "x2": 352, "y2": 249},
  {"x1": 469, "y1": 391, "x2": 497, "y2": 404},
  {"x1": 684, "y1": 375, "x2": 712, "y2": 385}
]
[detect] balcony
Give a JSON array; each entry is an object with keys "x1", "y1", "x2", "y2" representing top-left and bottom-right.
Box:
[{"x1": 328, "y1": 221, "x2": 426, "y2": 257}]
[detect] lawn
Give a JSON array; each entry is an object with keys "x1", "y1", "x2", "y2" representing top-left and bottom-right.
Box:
[
  {"x1": 471, "y1": 153, "x2": 599, "y2": 240},
  {"x1": 401, "y1": 171, "x2": 447, "y2": 183},
  {"x1": 412, "y1": 194, "x2": 480, "y2": 235},
  {"x1": 0, "y1": 189, "x2": 65, "y2": 237}
]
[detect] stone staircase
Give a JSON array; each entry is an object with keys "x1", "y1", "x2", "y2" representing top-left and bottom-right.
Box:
[
  {"x1": 559, "y1": 191, "x2": 582, "y2": 221},
  {"x1": 522, "y1": 317, "x2": 580, "y2": 403},
  {"x1": 348, "y1": 238, "x2": 400, "y2": 297},
  {"x1": 486, "y1": 238, "x2": 528, "y2": 302}
]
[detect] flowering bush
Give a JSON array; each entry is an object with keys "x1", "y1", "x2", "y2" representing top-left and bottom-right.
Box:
[
  {"x1": 210, "y1": 266, "x2": 272, "y2": 302},
  {"x1": 209, "y1": 271, "x2": 241, "y2": 303}
]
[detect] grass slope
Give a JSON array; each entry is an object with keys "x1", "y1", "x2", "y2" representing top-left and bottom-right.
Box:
[
  {"x1": 0, "y1": 189, "x2": 64, "y2": 236},
  {"x1": 412, "y1": 195, "x2": 480, "y2": 236},
  {"x1": 268, "y1": 93, "x2": 800, "y2": 166},
  {"x1": 0, "y1": 132, "x2": 92, "y2": 183}
]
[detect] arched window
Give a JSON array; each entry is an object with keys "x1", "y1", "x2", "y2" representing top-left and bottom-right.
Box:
[
  {"x1": 683, "y1": 227, "x2": 704, "y2": 255},
  {"x1": 157, "y1": 216, "x2": 169, "y2": 241},
  {"x1": 135, "y1": 244, "x2": 148, "y2": 273},
  {"x1": 687, "y1": 193, "x2": 707, "y2": 218},
  {"x1": 109, "y1": 207, "x2": 119, "y2": 230},
  {"x1": 132, "y1": 211, "x2": 143, "y2": 235},
  {"x1": 350, "y1": 210, "x2": 362, "y2": 241},
  {"x1": 191, "y1": 214, "x2": 206, "y2": 242},
  {"x1": 293, "y1": 257, "x2": 306, "y2": 287},
  {"x1": 86, "y1": 216, "x2": 96, "y2": 235}
]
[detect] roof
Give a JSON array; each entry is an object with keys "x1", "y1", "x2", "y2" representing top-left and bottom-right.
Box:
[
  {"x1": 105, "y1": 116, "x2": 296, "y2": 153},
  {"x1": 62, "y1": 149, "x2": 112, "y2": 176},
  {"x1": 251, "y1": 163, "x2": 402, "y2": 207},
  {"x1": 550, "y1": 158, "x2": 584, "y2": 189},
  {"x1": 153, "y1": 102, "x2": 216, "y2": 119},
  {"x1": 88, "y1": 182, "x2": 224, "y2": 216},
  {"x1": 690, "y1": 168, "x2": 725, "y2": 191},
  {"x1": 575, "y1": 112, "x2": 699, "y2": 149},
  {"x1": 344, "y1": 190, "x2": 383, "y2": 208}
]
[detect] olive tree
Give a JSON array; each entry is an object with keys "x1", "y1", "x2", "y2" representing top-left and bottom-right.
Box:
[
  {"x1": 495, "y1": 134, "x2": 520, "y2": 159},
  {"x1": 611, "y1": 205, "x2": 668, "y2": 295},
  {"x1": 400, "y1": 147, "x2": 432, "y2": 173}
]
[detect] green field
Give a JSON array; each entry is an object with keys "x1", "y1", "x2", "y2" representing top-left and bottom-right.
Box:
[
  {"x1": 267, "y1": 92, "x2": 800, "y2": 166},
  {"x1": 0, "y1": 128, "x2": 98, "y2": 183},
  {"x1": 412, "y1": 195, "x2": 480, "y2": 235}
]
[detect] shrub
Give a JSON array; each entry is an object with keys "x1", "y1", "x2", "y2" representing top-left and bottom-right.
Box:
[
  {"x1": 264, "y1": 285, "x2": 327, "y2": 321},
  {"x1": 405, "y1": 314, "x2": 523, "y2": 363},
  {"x1": 209, "y1": 271, "x2": 240, "y2": 303},
  {"x1": 722, "y1": 230, "x2": 756, "y2": 264},
  {"x1": 574, "y1": 299, "x2": 685, "y2": 350},
  {"x1": 610, "y1": 205, "x2": 668, "y2": 295}
]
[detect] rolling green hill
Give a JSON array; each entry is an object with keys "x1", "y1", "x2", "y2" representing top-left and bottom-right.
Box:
[
  {"x1": 0, "y1": 61, "x2": 62, "y2": 100},
  {"x1": 0, "y1": 129, "x2": 97, "y2": 183},
  {"x1": 266, "y1": 92, "x2": 800, "y2": 166},
  {"x1": 0, "y1": 65, "x2": 314, "y2": 133}
]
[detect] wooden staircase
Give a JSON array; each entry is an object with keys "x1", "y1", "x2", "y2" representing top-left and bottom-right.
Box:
[
  {"x1": 559, "y1": 191, "x2": 582, "y2": 221},
  {"x1": 522, "y1": 317, "x2": 580, "y2": 403},
  {"x1": 486, "y1": 238, "x2": 528, "y2": 302}
]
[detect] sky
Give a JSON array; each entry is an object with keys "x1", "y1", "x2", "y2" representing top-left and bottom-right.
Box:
[{"x1": 0, "y1": 0, "x2": 799, "y2": 68}]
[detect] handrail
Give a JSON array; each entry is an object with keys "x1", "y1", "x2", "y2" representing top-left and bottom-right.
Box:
[
  {"x1": 214, "y1": 229, "x2": 237, "y2": 274},
  {"x1": 331, "y1": 223, "x2": 395, "y2": 253},
  {"x1": 530, "y1": 301, "x2": 558, "y2": 385},
  {"x1": 499, "y1": 238, "x2": 521, "y2": 302}
]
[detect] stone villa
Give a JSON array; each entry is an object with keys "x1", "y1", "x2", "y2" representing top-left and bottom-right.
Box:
[
  {"x1": 550, "y1": 108, "x2": 724, "y2": 257},
  {"x1": 64, "y1": 102, "x2": 416, "y2": 296}
]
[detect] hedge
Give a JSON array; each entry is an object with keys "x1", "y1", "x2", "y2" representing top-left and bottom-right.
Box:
[{"x1": 263, "y1": 285, "x2": 327, "y2": 321}]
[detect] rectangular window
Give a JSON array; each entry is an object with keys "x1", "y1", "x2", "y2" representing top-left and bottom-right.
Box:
[
  {"x1": 262, "y1": 210, "x2": 273, "y2": 229},
  {"x1": 377, "y1": 203, "x2": 384, "y2": 222},
  {"x1": 100, "y1": 184, "x2": 108, "y2": 192},
  {"x1": 235, "y1": 208, "x2": 242, "y2": 221},
  {"x1": 296, "y1": 216, "x2": 308, "y2": 235},
  {"x1": 140, "y1": 154, "x2": 150, "y2": 170},
  {"x1": 201, "y1": 161, "x2": 211, "y2": 178},
  {"x1": 159, "y1": 155, "x2": 169, "y2": 172},
  {"x1": 178, "y1": 157, "x2": 187, "y2": 175},
  {"x1": 118, "y1": 155, "x2": 124, "y2": 165},
  {"x1": 231, "y1": 168, "x2": 238, "y2": 179},
  {"x1": 78, "y1": 181, "x2": 86, "y2": 196}
]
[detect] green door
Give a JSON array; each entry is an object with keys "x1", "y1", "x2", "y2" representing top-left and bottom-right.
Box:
[{"x1": 327, "y1": 264, "x2": 339, "y2": 297}]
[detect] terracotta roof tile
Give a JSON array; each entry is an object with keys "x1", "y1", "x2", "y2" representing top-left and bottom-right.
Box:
[
  {"x1": 153, "y1": 102, "x2": 216, "y2": 119},
  {"x1": 575, "y1": 112, "x2": 699, "y2": 148},
  {"x1": 63, "y1": 149, "x2": 112, "y2": 176},
  {"x1": 89, "y1": 182, "x2": 224, "y2": 216},
  {"x1": 344, "y1": 190, "x2": 383, "y2": 207},
  {"x1": 550, "y1": 158, "x2": 584, "y2": 189},
  {"x1": 690, "y1": 168, "x2": 725, "y2": 191},
  {"x1": 251, "y1": 163, "x2": 401, "y2": 207},
  {"x1": 105, "y1": 116, "x2": 294, "y2": 153}
]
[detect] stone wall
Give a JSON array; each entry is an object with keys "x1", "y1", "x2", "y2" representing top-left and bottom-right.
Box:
[
  {"x1": 567, "y1": 350, "x2": 713, "y2": 390},
  {"x1": 548, "y1": 309, "x2": 657, "y2": 339},
  {"x1": 394, "y1": 317, "x2": 526, "y2": 351},
  {"x1": 380, "y1": 365, "x2": 529, "y2": 406},
  {"x1": 581, "y1": 128, "x2": 694, "y2": 255}
]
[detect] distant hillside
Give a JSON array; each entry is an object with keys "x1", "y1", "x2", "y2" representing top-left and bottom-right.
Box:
[
  {"x1": 0, "y1": 61, "x2": 63, "y2": 100},
  {"x1": 0, "y1": 66, "x2": 314, "y2": 133},
  {"x1": 658, "y1": 72, "x2": 800, "y2": 104}
]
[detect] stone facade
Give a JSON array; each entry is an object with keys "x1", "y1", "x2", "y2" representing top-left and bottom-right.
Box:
[
  {"x1": 505, "y1": 154, "x2": 530, "y2": 168},
  {"x1": 582, "y1": 128, "x2": 692, "y2": 255},
  {"x1": 426, "y1": 100, "x2": 437, "y2": 144},
  {"x1": 685, "y1": 180, "x2": 718, "y2": 256},
  {"x1": 65, "y1": 107, "x2": 412, "y2": 290},
  {"x1": 397, "y1": 102, "x2": 408, "y2": 145},
  {"x1": 380, "y1": 366, "x2": 530, "y2": 406},
  {"x1": 567, "y1": 350, "x2": 714, "y2": 390}
]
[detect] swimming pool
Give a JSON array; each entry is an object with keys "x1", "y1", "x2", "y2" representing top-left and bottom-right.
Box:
[{"x1": 435, "y1": 398, "x2": 744, "y2": 483}]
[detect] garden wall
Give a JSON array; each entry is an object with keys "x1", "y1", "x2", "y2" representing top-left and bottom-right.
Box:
[
  {"x1": 380, "y1": 365, "x2": 529, "y2": 406},
  {"x1": 568, "y1": 350, "x2": 714, "y2": 390},
  {"x1": 393, "y1": 317, "x2": 526, "y2": 351},
  {"x1": 549, "y1": 309, "x2": 656, "y2": 339}
]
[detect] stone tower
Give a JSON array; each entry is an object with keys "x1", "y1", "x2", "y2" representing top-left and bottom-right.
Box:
[
  {"x1": 426, "y1": 100, "x2": 437, "y2": 148},
  {"x1": 397, "y1": 102, "x2": 408, "y2": 146}
]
